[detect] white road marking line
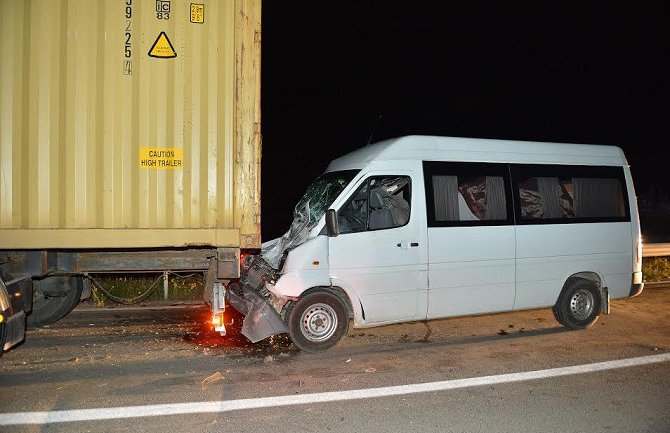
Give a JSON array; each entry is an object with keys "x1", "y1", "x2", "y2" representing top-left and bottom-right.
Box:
[{"x1": 1, "y1": 352, "x2": 669, "y2": 426}]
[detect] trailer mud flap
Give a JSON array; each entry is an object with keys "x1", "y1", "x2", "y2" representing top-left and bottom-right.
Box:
[
  {"x1": 3, "y1": 311, "x2": 26, "y2": 351},
  {"x1": 226, "y1": 285, "x2": 288, "y2": 343}
]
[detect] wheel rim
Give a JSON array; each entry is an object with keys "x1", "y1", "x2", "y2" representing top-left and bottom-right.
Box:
[
  {"x1": 299, "y1": 303, "x2": 338, "y2": 342},
  {"x1": 569, "y1": 288, "x2": 595, "y2": 320}
]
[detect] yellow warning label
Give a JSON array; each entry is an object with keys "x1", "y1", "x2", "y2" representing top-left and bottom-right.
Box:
[
  {"x1": 139, "y1": 148, "x2": 183, "y2": 169},
  {"x1": 148, "y1": 32, "x2": 177, "y2": 58},
  {"x1": 190, "y1": 4, "x2": 204, "y2": 24}
]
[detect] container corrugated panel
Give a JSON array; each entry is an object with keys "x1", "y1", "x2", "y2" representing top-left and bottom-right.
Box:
[{"x1": 0, "y1": 0, "x2": 261, "y2": 249}]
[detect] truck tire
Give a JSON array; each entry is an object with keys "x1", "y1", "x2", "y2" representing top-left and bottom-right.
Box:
[
  {"x1": 286, "y1": 290, "x2": 349, "y2": 352},
  {"x1": 553, "y1": 279, "x2": 601, "y2": 330},
  {"x1": 27, "y1": 276, "x2": 83, "y2": 329}
]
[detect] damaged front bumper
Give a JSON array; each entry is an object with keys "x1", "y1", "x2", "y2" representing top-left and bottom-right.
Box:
[
  {"x1": 211, "y1": 255, "x2": 289, "y2": 343},
  {"x1": 225, "y1": 284, "x2": 288, "y2": 343}
]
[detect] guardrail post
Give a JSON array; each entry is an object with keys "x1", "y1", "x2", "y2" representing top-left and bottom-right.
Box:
[{"x1": 163, "y1": 271, "x2": 169, "y2": 300}]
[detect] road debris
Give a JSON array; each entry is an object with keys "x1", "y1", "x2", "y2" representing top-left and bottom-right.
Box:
[
  {"x1": 201, "y1": 372, "x2": 224, "y2": 390},
  {"x1": 365, "y1": 367, "x2": 377, "y2": 373}
]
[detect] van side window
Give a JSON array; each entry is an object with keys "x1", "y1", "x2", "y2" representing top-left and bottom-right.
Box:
[
  {"x1": 338, "y1": 176, "x2": 411, "y2": 234},
  {"x1": 517, "y1": 177, "x2": 575, "y2": 219},
  {"x1": 423, "y1": 162, "x2": 512, "y2": 227},
  {"x1": 432, "y1": 175, "x2": 507, "y2": 221},
  {"x1": 512, "y1": 165, "x2": 629, "y2": 223}
]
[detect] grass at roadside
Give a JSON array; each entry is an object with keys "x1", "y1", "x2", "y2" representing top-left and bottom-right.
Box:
[
  {"x1": 87, "y1": 273, "x2": 205, "y2": 306},
  {"x1": 643, "y1": 257, "x2": 670, "y2": 283}
]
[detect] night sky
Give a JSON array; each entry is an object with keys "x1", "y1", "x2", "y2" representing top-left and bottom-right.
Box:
[{"x1": 260, "y1": 2, "x2": 669, "y2": 240}]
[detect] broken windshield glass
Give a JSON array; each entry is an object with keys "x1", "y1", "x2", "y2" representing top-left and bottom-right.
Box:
[
  {"x1": 261, "y1": 170, "x2": 359, "y2": 268},
  {"x1": 294, "y1": 170, "x2": 360, "y2": 224}
]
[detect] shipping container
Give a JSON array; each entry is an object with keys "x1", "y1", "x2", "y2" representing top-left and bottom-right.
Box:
[
  {"x1": 0, "y1": 0, "x2": 262, "y2": 333},
  {"x1": 0, "y1": 0, "x2": 262, "y2": 250}
]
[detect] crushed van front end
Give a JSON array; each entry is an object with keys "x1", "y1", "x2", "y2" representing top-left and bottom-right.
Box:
[{"x1": 222, "y1": 255, "x2": 290, "y2": 343}]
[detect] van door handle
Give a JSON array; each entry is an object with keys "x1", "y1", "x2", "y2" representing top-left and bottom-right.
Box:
[{"x1": 396, "y1": 242, "x2": 419, "y2": 249}]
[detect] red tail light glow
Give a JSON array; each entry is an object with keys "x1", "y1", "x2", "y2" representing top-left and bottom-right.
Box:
[
  {"x1": 240, "y1": 252, "x2": 250, "y2": 269},
  {"x1": 634, "y1": 237, "x2": 642, "y2": 269}
]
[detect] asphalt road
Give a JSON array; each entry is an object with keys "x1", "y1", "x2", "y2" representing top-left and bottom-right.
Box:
[{"x1": 1, "y1": 287, "x2": 669, "y2": 433}]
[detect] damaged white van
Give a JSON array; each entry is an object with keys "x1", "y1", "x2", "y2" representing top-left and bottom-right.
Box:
[{"x1": 223, "y1": 135, "x2": 643, "y2": 352}]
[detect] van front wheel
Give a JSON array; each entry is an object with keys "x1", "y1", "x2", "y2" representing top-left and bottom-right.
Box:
[
  {"x1": 286, "y1": 290, "x2": 349, "y2": 352},
  {"x1": 553, "y1": 280, "x2": 601, "y2": 330}
]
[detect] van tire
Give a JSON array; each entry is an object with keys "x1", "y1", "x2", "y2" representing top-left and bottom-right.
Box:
[
  {"x1": 553, "y1": 279, "x2": 601, "y2": 330},
  {"x1": 286, "y1": 290, "x2": 349, "y2": 352}
]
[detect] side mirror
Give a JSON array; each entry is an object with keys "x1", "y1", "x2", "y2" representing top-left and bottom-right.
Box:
[{"x1": 325, "y1": 209, "x2": 339, "y2": 237}]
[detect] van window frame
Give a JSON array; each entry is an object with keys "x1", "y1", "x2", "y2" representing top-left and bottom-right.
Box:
[
  {"x1": 336, "y1": 175, "x2": 413, "y2": 234},
  {"x1": 423, "y1": 161, "x2": 515, "y2": 228},
  {"x1": 510, "y1": 163, "x2": 630, "y2": 225}
]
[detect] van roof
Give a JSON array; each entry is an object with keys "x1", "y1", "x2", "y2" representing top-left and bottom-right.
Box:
[{"x1": 327, "y1": 135, "x2": 628, "y2": 171}]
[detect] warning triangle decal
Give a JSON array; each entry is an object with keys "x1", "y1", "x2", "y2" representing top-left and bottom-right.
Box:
[{"x1": 148, "y1": 31, "x2": 177, "y2": 58}]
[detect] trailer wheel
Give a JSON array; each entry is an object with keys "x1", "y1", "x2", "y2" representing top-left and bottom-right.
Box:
[
  {"x1": 27, "y1": 276, "x2": 83, "y2": 329},
  {"x1": 553, "y1": 279, "x2": 601, "y2": 330},
  {"x1": 286, "y1": 290, "x2": 349, "y2": 352}
]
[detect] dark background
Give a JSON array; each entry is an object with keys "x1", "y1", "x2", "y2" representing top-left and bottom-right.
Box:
[{"x1": 260, "y1": 2, "x2": 669, "y2": 241}]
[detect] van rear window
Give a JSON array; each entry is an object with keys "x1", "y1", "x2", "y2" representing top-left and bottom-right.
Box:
[{"x1": 511, "y1": 165, "x2": 629, "y2": 224}]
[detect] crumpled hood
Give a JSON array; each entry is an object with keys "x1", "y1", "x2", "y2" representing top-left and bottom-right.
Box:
[{"x1": 260, "y1": 202, "x2": 313, "y2": 269}]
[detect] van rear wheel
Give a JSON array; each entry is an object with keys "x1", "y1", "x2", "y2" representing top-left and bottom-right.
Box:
[
  {"x1": 553, "y1": 280, "x2": 601, "y2": 330},
  {"x1": 286, "y1": 290, "x2": 349, "y2": 352}
]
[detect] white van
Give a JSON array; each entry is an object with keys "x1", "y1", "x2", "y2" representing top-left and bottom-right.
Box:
[{"x1": 238, "y1": 135, "x2": 643, "y2": 352}]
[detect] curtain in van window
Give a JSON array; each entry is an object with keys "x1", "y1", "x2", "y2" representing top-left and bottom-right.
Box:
[
  {"x1": 459, "y1": 177, "x2": 489, "y2": 219},
  {"x1": 518, "y1": 178, "x2": 542, "y2": 219},
  {"x1": 559, "y1": 180, "x2": 575, "y2": 218},
  {"x1": 485, "y1": 176, "x2": 506, "y2": 220},
  {"x1": 537, "y1": 177, "x2": 561, "y2": 218},
  {"x1": 573, "y1": 177, "x2": 622, "y2": 218},
  {"x1": 433, "y1": 175, "x2": 459, "y2": 221}
]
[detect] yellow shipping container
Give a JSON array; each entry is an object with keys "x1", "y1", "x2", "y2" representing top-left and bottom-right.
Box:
[{"x1": 0, "y1": 0, "x2": 262, "y2": 249}]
